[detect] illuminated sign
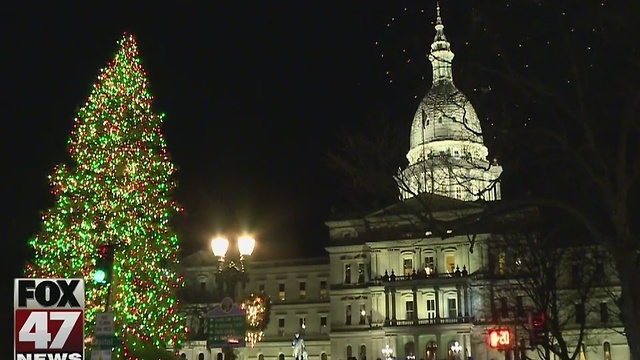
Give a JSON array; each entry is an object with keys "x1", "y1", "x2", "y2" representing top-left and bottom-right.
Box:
[
  {"x1": 488, "y1": 329, "x2": 511, "y2": 349},
  {"x1": 15, "y1": 278, "x2": 85, "y2": 360}
]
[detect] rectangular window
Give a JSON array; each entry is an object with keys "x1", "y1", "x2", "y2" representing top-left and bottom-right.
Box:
[
  {"x1": 345, "y1": 305, "x2": 352, "y2": 325},
  {"x1": 500, "y1": 297, "x2": 509, "y2": 318},
  {"x1": 359, "y1": 304, "x2": 367, "y2": 324},
  {"x1": 320, "y1": 316, "x2": 328, "y2": 333},
  {"x1": 497, "y1": 252, "x2": 506, "y2": 275},
  {"x1": 299, "y1": 282, "x2": 306, "y2": 300},
  {"x1": 600, "y1": 302, "x2": 609, "y2": 323},
  {"x1": 516, "y1": 296, "x2": 524, "y2": 317},
  {"x1": 445, "y1": 253, "x2": 456, "y2": 273},
  {"x1": 424, "y1": 256, "x2": 435, "y2": 275},
  {"x1": 426, "y1": 298, "x2": 436, "y2": 319},
  {"x1": 278, "y1": 283, "x2": 286, "y2": 301},
  {"x1": 299, "y1": 317, "x2": 306, "y2": 332},
  {"x1": 447, "y1": 298, "x2": 457, "y2": 318},
  {"x1": 320, "y1": 280, "x2": 328, "y2": 299},
  {"x1": 258, "y1": 283, "x2": 265, "y2": 292},
  {"x1": 571, "y1": 264, "x2": 581, "y2": 285},
  {"x1": 575, "y1": 303, "x2": 585, "y2": 323},
  {"x1": 278, "y1": 318, "x2": 285, "y2": 336},
  {"x1": 344, "y1": 264, "x2": 352, "y2": 284},
  {"x1": 595, "y1": 259, "x2": 605, "y2": 281},
  {"x1": 403, "y1": 258, "x2": 413, "y2": 276},
  {"x1": 358, "y1": 263, "x2": 366, "y2": 283},
  {"x1": 406, "y1": 301, "x2": 415, "y2": 320}
]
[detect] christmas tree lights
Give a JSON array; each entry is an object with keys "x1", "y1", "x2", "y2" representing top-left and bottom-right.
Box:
[
  {"x1": 26, "y1": 33, "x2": 186, "y2": 359},
  {"x1": 241, "y1": 293, "x2": 271, "y2": 347}
]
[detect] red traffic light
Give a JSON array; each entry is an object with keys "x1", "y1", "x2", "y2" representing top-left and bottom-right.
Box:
[
  {"x1": 532, "y1": 312, "x2": 545, "y2": 326},
  {"x1": 97, "y1": 244, "x2": 114, "y2": 259},
  {"x1": 488, "y1": 329, "x2": 511, "y2": 349}
]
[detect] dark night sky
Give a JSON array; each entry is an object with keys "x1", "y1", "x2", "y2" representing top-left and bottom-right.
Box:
[
  {"x1": 4, "y1": 1, "x2": 488, "y2": 268},
  {"x1": 2, "y1": 1, "x2": 633, "y2": 349},
  {"x1": 3, "y1": 2, "x2": 381, "y2": 263}
]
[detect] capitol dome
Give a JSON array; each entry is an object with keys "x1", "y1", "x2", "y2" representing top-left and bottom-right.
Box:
[
  {"x1": 409, "y1": 82, "x2": 483, "y2": 150},
  {"x1": 398, "y1": 4, "x2": 502, "y2": 202}
]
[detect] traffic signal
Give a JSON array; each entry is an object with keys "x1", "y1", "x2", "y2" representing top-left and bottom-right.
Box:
[
  {"x1": 488, "y1": 328, "x2": 511, "y2": 349},
  {"x1": 528, "y1": 311, "x2": 546, "y2": 347},
  {"x1": 93, "y1": 244, "x2": 115, "y2": 285}
]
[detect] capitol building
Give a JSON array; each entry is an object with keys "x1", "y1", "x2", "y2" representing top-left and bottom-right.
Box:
[{"x1": 177, "y1": 5, "x2": 630, "y2": 360}]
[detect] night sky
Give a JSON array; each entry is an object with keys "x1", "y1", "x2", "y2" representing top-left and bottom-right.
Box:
[
  {"x1": 4, "y1": 1, "x2": 480, "y2": 268},
  {"x1": 2, "y1": 1, "x2": 635, "y2": 348}
]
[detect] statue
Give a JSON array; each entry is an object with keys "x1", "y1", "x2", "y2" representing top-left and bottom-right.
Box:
[{"x1": 292, "y1": 332, "x2": 308, "y2": 360}]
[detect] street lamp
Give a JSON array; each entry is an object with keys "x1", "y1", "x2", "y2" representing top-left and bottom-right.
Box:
[
  {"x1": 360, "y1": 309, "x2": 373, "y2": 328},
  {"x1": 450, "y1": 341, "x2": 462, "y2": 360},
  {"x1": 382, "y1": 345, "x2": 393, "y2": 360},
  {"x1": 211, "y1": 235, "x2": 256, "y2": 298}
]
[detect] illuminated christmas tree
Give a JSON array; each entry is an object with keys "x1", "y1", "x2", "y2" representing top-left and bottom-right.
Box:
[{"x1": 26, "y1": 34, "x2": 186, "y2": 359}]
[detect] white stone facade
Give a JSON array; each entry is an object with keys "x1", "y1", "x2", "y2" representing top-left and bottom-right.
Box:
[
  {"x1": 178, "y1": 5, "x2": 630, "y2": 360},
  {"x1": 179, "y1": 226, "x2": 631, "y2": 360},
  {"x1": 178, "y1": 256, "x2": 331, "y2": 360}
]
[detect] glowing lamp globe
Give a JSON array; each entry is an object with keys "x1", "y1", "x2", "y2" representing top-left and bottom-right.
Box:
[
  {"x1": 238, "y1": 236, "x2": 256, "y2": 256},
  {"x1": 211, "y1": 237, "x2": 229, "y2": 257}
]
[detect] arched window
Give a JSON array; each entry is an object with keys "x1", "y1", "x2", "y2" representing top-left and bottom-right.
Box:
[
  {"x1": 259, "y1": 355, "x2": 265, "y2": 360},
  {"x1": 426, "y1": 341, "x2": 438, "y2": 360},
  {"x1": 180, "y1": 354, "x2": 187, "y2": 360},
  {"x1": 360, "y1": 345, "x2": 367, "y2": 360},
  {"x1": 347, "y1": 345, "x2": 353, "y2": 359},
  {"x1": 217, "y1": 353, "x2": 223, "y2": 360},
  {"x1": 279, "y1": 354, "x2": 285, "y2": 360},
  {"x1": 405, "y1": 341, "x2": 416, "y2": 360},
  {"x1": 321, "y1": 353, "x2": 328, "y2": 360},
  {"x1": 198, "y1": 354, "x2": 205, "y2": 360},
  {"x1": 603, "y1": 342, "x2": 612, "y2": 360}
]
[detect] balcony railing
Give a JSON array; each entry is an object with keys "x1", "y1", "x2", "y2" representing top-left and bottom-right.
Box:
[
  {"x1": 387, "y1": 316, "x2": 474, "y2": 326},
  {"x1": 379, "y1": 266, "x2": 470, "y2": 282}
]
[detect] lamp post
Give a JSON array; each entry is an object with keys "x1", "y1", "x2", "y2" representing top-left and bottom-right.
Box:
[
  {"x1": 361, "y1": 309, "x2": 374, "y2": 328},
  {"x1": 209, "y1": 235, "x2": 256, "y2": 360},
  {"x1": 382, "y1": 345, "x2": 394, "y2": 360},
  {"x1": 450, "y1": 342, "x2": 462, "y2": 360},
  {"x1": 211, "y1": 235, "x2": 256, "y2": 299}
]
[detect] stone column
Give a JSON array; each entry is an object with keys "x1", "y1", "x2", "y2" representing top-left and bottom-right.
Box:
[
  {"x1": 464, "y1": 285, "x2": 470, "y2": 317},
  {"x1": 371, "y1": 250, "x2": 378, "y2": 279},
  {"x1": 434, "y1": 286, "x2": 441, "y2": 320},
  {"x1": 466, "y1": 285, "x2": 472, "y2": 318},
  {"x1": 391, "y1": 289, "x2": 397, "y2": 322},
  {"x1": 465, "y1": 333, "x2": 472, "y2": 358},
  {"x1": 412, "y1": 286, "x2": 418, "y2": 324},
  {"x1": 385, "y1": 288, "x2": 390, "y2": 322},
  {"x1": 456, "y1": 284, "x2": 463, "y2": 317}
]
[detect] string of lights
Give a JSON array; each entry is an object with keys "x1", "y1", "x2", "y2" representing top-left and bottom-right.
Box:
[{"x1": 26, "y1": 33, "x2": 186, "y2": 359}]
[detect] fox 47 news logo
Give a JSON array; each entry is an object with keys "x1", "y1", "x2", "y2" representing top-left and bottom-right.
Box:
[{"x1": 14, "y1": 279, "x2": 85, "y2": 360}]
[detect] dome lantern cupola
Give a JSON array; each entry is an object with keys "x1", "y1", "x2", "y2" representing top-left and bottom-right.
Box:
[{"x1": 398, "y1": 3, "x2": 503, "y2": 202}]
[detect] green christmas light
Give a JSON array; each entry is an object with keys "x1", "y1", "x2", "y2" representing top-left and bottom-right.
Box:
[{"x1": 26, "y1": 33, "x2": 186, "y2": 359}]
